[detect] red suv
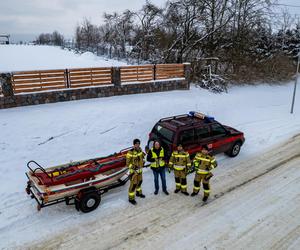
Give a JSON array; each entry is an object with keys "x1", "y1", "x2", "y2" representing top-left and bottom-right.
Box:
[{"x1": 147, "y1": 112, "x2": 245, "y2": 158}]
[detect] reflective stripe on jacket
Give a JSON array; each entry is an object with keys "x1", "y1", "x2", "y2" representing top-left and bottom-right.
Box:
[
  {"x1": 193, "y1": 152, "x2": 217, "y2": 174},
  {"x1": 126, "y1": 148, "x2": 145, "y2": 174},
  {"x1": 150, "y1": 147, "x2": 165, "y2": 168},
  {"x1": 169, "y1": 150, "x2": 191, "y2": 170}
]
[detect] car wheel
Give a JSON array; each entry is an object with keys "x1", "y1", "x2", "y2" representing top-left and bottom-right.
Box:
[
  {"x1": 78, "y1": 192, "x2": 101, "y2": 213},
  {"x1": 226, "y1": 142, "x2": 241, "y2": 157}
]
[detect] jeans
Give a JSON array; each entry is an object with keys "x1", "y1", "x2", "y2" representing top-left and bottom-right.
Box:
[{"x1": 152, "y1": 167, "x2": 167, "y2": 192}]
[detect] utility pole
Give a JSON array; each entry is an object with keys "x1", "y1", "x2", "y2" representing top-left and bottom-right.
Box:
[{"x1": 291, "y1": 52, "x2": 299, "y2": 114}]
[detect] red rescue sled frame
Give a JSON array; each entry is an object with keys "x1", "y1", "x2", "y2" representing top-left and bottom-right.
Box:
[{"x1": 25, "y1": 148, "x2": 131, "y2": 213}]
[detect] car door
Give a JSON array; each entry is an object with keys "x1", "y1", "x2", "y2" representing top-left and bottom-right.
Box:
[
  {"x1": 178, "y1": 128, "x2": 199, "y2": 155},
  {"x1": 209, "y1": 123, "x2": 230, "y2": 154},
  {"x1": 194, "y1": 125, "x2": 211, "y2": 153}
]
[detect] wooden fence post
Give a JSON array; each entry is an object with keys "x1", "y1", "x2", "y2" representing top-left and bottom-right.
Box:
[
  {"x1": 112, "y1": 67, "x2": 121, "y2": 86},
  {"x1": 65, "y1": 69, "x2": 70, "y2": 88},
  {"x1": 0, "y1": 73, "x2": 14, "y2": 97}
]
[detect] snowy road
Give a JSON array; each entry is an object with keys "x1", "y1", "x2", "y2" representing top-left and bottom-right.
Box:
[
  {"x1": 0, "y1": 83, "x2": 300, "y2": 248},
  {"x1": 28, "y1": 134, "x2": 300, "y2": 250}
]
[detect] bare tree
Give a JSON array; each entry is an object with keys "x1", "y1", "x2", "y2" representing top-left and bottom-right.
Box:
[
  {"x1": 130, "y1": 1, "x2": 163, "y2": 61},
  {"x1": 75, "y1": 19, "x2": 100, "y2": 50}
]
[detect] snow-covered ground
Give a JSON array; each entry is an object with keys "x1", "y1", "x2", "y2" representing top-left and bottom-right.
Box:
[
  {"x1": 0, "y1": 45, "x2": 127, "y2": 72},
  {"x1": 0, "y1": 83, "x2": 300, "y2": 248},
  {"x1": 30, "y1": 133, "x2": 300, "y2": 250}
]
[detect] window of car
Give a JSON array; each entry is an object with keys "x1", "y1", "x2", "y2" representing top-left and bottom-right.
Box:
[
  {"x1": 154, "y1": 125, "x2": 174, "y2": 142},
  {"x1": 195, "y1": 126, "x2": 210, "y2": 140},
  {"x1": 179, "y1": 129, "x2": 195, "y2": 145},
  {"x1": 211, "y1": 123, "x2": 226, "y2": 136}
]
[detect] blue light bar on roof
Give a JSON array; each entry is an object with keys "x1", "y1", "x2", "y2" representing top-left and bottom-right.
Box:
[
  {"x1": 189, "y1": 111, "x2": 195, "y2": 116},
  {"x1": 205, "y1": 116, "x2": 215, "y2": 122}
]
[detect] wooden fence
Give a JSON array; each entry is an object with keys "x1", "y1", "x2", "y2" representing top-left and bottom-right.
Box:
[
  {"x1": 12, "y1": 69, "x2": 67, "y2": 94},
  {"x1": 10, "y1": 64, "x2": 185, "y2": 94},
  {"x1": 68, "y1": 67, "x2": 112, "y2": 88}
]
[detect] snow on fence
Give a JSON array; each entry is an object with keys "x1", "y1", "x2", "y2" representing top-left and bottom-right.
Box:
[{"x1": 10, "y1": 64, "x2": 185, "y2": 94}]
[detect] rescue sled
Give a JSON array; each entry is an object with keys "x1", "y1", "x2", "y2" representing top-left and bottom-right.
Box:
[{"x1": 25, "y1": 148, "x2": 131, "y2": 213}]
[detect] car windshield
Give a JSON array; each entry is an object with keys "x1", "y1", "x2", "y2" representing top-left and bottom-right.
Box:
[{"x1": 154, "y1": 125, "x2": 174, "y2": 142}]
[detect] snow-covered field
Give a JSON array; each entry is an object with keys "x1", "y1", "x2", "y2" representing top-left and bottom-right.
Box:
[
  {"x1": 0, "y1": 45, "x2": 127, "y2": 72},
  {"x1": 0, "y1": 82, "x2": 300, "y2": 249}
]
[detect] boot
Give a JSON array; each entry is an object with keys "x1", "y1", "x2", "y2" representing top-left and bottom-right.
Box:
[
  {"x1": 154, "y1": 190, "x2": 158, "y2": 195},
  {"x1": 191, "y1": 192, "x2": 198, "y2": 197},
  {"x1": 174, "y1": 189, "x2": 180, "y2": 193},
  {"x1": 163, "y1": 190, "x2": 169, "y2": 195},
  {"x1": 202, "y1": 196, "x2": 208, "y2": 202},
  {"x1": 181, "y1": 191, "x2": 189, "y2": 196},
  {"x1": 137, "y1": 193, "x2": 146, "y2": 198},
  {"x1": 129, "y1": 199, "x2": 137, "y2": 205}
]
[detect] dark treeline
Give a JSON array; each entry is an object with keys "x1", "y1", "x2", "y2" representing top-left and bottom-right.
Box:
[{"x1": 36, "y1": 31, "x2": 65, "y2": 47}]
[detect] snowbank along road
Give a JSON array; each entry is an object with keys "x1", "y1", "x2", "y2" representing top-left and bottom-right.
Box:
[{"x1": 28, "y1": 133, "x2": 300, "y2": 249}]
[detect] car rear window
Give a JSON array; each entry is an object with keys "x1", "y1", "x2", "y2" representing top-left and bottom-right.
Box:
[{"x1": 154, "y1": 125, "x2": 174, "y2": 142}]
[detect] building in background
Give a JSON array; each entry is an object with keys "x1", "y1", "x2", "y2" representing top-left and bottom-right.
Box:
[{"x1": 0, "y1": 34, "x2": 10, "y2": 44}]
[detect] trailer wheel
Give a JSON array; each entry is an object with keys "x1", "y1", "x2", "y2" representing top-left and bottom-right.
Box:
[{"x1": 78, "y1": 192, "x2": 101, "y2": 213}]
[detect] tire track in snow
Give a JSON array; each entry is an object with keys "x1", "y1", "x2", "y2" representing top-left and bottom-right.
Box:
[{"x1": 27, "y1": 134, "x2": 300, "y2": 250}]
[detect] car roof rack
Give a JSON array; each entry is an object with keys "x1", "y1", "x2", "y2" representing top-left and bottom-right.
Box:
[
  {"x1": 159, "y1": 114, "x2": 189, "y2": 122},
  {"x1": 170, "y1": 120, "x2": 186, "y2": 126},
  {"x1": 159, "y1": 112, "x2": 215, "y2": 128}
]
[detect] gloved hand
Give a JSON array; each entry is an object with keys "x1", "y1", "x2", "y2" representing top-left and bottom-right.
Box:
[
  {"x1": 167, "y1": 167, "x2": 172, "y2": 173},
  {"x1": 129, "y1": 172, "x2": 134, "y2": 179},
  {"x1": 155, "y1": 159, "x2": 159, "y2": 167},
  {"x1": 205, "y1": 172, "x2": 213, "y2": 180},
  {"x1": 187, "y1": 166, "x2": 194, "y2": 174}
]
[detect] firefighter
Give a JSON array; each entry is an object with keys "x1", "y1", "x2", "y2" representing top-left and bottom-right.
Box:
[
  {"x1": 126, "y1": 138, "x2": 146, "y2": 205},
  {"x1": 147, "y1": 140, "x2": 169, "y2": 195},
  {"x1": 191, "y1": 145, "x2": 218, "y2": 202},
  {"x1": 169, "y1": 144, "x2": 191, "y2": 195}
]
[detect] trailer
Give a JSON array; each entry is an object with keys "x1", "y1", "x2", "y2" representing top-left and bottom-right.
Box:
[{"x1": 25, "y1": 149, "x2": 131, "y2": 213}]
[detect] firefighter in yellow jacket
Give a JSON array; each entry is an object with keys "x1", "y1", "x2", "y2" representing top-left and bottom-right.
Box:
[
  {"x1": 169, "y1": 144, "x2": 191, "y2": 195},
  {"x1": 126, "y1": 138, "x2": 146, "y2": 205},
  {"x1": 191, "y1": 145, "x2": 217, "y2": 202}
]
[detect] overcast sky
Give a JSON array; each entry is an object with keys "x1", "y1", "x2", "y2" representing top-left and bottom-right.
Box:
[{"x1": 1, "y1": 0, "x2": 300, "y2": 42}]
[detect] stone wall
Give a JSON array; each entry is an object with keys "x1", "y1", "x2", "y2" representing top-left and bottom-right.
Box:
[
  {"x1": 0, "y1": 63, "x2": 191, "y2": 109},
  {"x1": 0, "y1": 79, "x2": 189, "y2": 109}
]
